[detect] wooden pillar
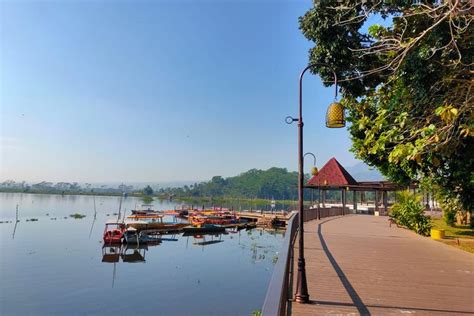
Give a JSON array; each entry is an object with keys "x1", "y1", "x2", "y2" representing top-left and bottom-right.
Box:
[
  {"x1": 318, "y1": 187, "x2": 321, "y2": 209},
  {"x1": 342, "y1": 189, "x2": 346, "y2": 216},
  {"x1": 353, "y1": 191, "x2": 357, "y2": 214},
  {"x1": 375, "y1": 190, "x2": 379, "y2": 215},
  {"x1": 383, "y1": 191, "x2": 388, "y2": 215},
  {"x1": 322, "y1": 190, "x2": 326, "y2": 208}
]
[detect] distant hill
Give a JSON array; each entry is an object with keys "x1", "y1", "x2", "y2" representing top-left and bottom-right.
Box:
[
  {"x1": 345, "y1": 162, "x2": 385, "y2": 182},
  {"x1": 158, "y1": 167, "x2": 299, "y2": 200}
]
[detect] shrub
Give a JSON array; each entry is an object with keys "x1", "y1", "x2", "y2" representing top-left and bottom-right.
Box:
[
  {"x1": 390, "y1": 191, "x2": 431, "y2": 236},
  {"x1": 437, "y1": 194, "x2": 467, "y2": 227},
  {"x1": 443, "y1": 208, "x2": 456, "y2": 226}
]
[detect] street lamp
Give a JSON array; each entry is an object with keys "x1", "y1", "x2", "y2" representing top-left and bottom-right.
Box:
[
  {"x1": 304, "y1": 152, "x2": 318, "y2": 177},
  {"x1": 304, "y1": 152, "x2": 318, "y2": 207},
  {"x1": 286, "y1": 63, "x2": 345, "y2": 303}
]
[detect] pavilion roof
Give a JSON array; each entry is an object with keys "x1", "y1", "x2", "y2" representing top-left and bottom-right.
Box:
[{"x1": 307, "y1": 157, "x2": 358, "y2": 186}]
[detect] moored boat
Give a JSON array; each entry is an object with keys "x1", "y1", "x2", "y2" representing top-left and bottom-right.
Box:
[
  {"x1": 103, "y1": 220, "x2": 126, "y2": 244},
  {"x1": 123, "y1": 227, "x2": 162, "y2": 244},
  {"x1": 190, "y1": 214, "x2": 237, "y2": 226},
  {"x1": 131, "y1": 204, "x2": 161, "y2": 216},
  {"x1": 126, "y1": 219, "x2": 188, "y2": 232}
]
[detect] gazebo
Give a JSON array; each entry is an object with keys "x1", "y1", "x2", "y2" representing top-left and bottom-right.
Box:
[{"x1": 305, "y1": 157, "x2": 416, "y2": 215}]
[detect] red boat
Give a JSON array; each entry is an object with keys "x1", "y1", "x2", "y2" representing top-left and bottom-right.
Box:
[{"x1": 103, "y1": 221, "x2": 126, "y2": 244}]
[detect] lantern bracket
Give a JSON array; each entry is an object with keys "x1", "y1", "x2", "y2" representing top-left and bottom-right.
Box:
[{"x1": 285, "y1": 116, "x2": 298, "y2": 124}]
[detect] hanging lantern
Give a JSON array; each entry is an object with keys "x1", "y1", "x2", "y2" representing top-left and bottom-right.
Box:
[
  {"x1": 326, "y1": 102, "x2": 345, "y2": 128},
  {"x1": 311, "y1": 167, "x2": 319, "y2": 176}
]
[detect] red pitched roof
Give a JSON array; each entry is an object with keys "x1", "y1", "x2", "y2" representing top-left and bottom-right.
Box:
[{"x1": 307, "y1": 157, "x2": 358, "y2": 186}]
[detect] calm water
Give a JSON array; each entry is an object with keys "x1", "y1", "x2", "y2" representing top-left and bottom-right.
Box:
[{"x1": 0, "y1": 193, "x2": 284, "y2": 316}]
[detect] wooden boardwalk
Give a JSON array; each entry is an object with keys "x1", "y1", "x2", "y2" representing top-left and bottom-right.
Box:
[{"x1": 291, "y1": 215, "x2": 474, "y2": 316}]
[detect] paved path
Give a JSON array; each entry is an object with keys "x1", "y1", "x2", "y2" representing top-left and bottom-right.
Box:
[{"x1": 291, "y1": 215, "x2": 474, "y2": 316}]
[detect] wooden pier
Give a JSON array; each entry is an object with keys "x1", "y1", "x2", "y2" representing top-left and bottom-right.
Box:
[{"x1": 235, "y1": 211, "x2": 292, "y2": 226}]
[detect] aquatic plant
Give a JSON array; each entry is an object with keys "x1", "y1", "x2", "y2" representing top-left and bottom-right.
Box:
[
  {"x1": 272, "y1": 255, "x2": 278, "y2": 264},
  {"x1": 69, "y1": 213, "x2": 86, "y2": 219}
]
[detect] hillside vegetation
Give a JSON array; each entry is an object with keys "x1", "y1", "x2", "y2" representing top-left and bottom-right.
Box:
[{"x1": 158, "y1": 167, "x2": 299, "y2": 200}]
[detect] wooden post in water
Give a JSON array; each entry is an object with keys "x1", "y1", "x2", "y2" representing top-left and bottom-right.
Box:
[
  {"x1": 12, "y1": 204, "x2": 19, "y2": 239},
  {"x1": 93, "y1": 195, "x2": 97, "y2": 220},
  {"x1": 117, "y1": 194, "x2": 123, "y2": 222}
]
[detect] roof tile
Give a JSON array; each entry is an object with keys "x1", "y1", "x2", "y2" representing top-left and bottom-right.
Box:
[{"x1": 307, "y1": 157, "x2": 358, "y2": 186}]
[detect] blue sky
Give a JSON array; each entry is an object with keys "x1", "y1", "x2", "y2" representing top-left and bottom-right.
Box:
[{"x1": 1, "y1": 0, "x2": 366, "y2": 183}]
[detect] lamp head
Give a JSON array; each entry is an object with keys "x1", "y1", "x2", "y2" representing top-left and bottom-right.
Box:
[
  {"x1": 311, "y1": 167, "x2": 319, "y2": 176},
  {"x1": 326, "y1": 102, "x2": 345, "y2": 128}
]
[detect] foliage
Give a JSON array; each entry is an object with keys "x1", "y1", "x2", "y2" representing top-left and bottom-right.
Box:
[
  {"x1": 299, "y1": 1, "x2": 473, "y2": 211},
  {"x1": 443, "y1": 206, "x2": 457, "y2": 227},
  {"x1": 159, "y1": 168, "x2": 299, "y2": 200},
  {"x1": 143, "y1": 185, "x2": 154, "y2": 196},
  {"x1": 390, "y1": 191, "x2": 431, "y2": 236},
  {"x1": 158, "y1": 167, "x2": 347, "y2": 201}
]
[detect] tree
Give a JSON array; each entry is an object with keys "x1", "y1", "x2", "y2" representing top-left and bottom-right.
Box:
[
  {"x1": 299, "y1": 0, "x2": 473, "y2": 214},
  {"x1": 143, "y1": 185, "x2": 154, "y2": 196}
]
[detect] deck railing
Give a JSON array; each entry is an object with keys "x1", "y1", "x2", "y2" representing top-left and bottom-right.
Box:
[
  {"x1": 261, "y1": 207, "x2": 349, "y2": 316},
  {"x1": 261, "y1": 212, "x2": 299, "y2": 316}
]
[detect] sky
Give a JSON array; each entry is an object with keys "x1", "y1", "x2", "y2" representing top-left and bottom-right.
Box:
[{"x1": 1, "y1": 0, "x2": 369, "y2": 183}]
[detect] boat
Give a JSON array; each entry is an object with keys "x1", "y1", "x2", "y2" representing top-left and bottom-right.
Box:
[
  {"x1": 125, "y1": 218, "x2": 189, "y2": 232},
  {"x1": 131, "y1": 204, "x2": 161, "y2": 216},
  {"x1": 182, "y1": 224, "x2": 226, "y2": 234},
  {"x1": 190, "y1": 214, "x2": 237, "y2": 226},
  {"x1": 103, "y1": 220, "x2": 126, "y2": 244},
  {"x1": 127, "y1": 214, "x2": 164, "y2": 220},
  {"x1": 122, "y1": 227, "x2": 162, "y2": 244}
]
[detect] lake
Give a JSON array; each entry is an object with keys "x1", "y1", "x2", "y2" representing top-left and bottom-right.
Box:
[{"x1": 0, "y1": 193, "x2": 285, "y2": 316}]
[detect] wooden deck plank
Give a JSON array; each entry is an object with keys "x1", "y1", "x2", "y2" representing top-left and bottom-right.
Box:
[{"x1": 291, "y1": 215, "x2": 474, "y2": 316}]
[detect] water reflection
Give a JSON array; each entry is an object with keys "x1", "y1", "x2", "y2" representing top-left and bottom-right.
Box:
[
  {"x1": 122, "y1": 245, "x2": 148, "y2": 263},
  {"x1": 187, "y1": 232, "x2": 225, "y2": 249}
]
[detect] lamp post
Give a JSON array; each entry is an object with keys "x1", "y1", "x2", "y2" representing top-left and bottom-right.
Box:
[
  {"x1": 304, "y1": 152, "x2": 318, "y2": 207},
  {"x1": 286, "y1": 63, "x2": 345, "y2": 303}
]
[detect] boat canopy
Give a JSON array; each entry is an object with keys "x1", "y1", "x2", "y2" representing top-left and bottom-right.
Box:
[
  {"x1": 105, "y1": 219, "x2": 125, "y2": 225},
  {"x1": 124, "y1": 220, "x2": 149, "y2": 225}
]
